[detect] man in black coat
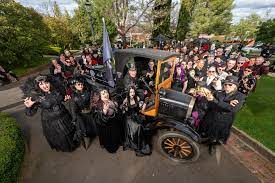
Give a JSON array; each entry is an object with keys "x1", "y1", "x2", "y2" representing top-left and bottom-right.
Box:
[{"x1": 204, "y1": 75, "x2": 246, "y2": 154}]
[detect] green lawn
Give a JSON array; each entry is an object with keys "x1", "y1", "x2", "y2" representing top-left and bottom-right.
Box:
[
  {"x1": 13, "y1": 57, "x2": 51, "y2": 77},
  {"x1": 235, "y1": 76, "x2": 275, "y2": 152}
]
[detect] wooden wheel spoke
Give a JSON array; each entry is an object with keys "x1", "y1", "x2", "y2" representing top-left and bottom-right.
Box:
[
  {"x1": 179, "y1": 151, "x2": 183, "y2": 158},
  {"x1": 168, "y1": 149, "x2": 174, "y2": 153},
  {"x1": 166, "y1": 139, "x2": 175, "y2": 145},
  {"x1": 179, "y1": 141, "x2": 187, "y2": 146},
  {"x1": 180, "y1": 149, "x2": 188, "y2": 157},
  {"x1": 177, "y1": 138, "x2": 180, "y2": 145},
  {"x1": 174, "y1": 150, "x2": 177, "y2": 157},
  {"x1": 164, "y1": 146, "x2": 174, "y2": 149},
  {"x1": 181, "y1": 148, "x2": 191, "y2": 154},
  {"x1": 164, "y1": 141, "x2": 174, "y2": 147},
  {"x1": 172, "y1": 138, "x2": 177, "y2": 144},
  {"x1": 180, "y1": 144, "x2": 191, "y2": 149}
]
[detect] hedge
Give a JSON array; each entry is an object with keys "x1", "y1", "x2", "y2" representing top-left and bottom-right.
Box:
[{"x1": 0, "y1": 112, "x2": 25, "y2": 183}]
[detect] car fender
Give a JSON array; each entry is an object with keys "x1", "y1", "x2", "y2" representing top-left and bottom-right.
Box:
[{"x1": 151, "y1": 117, "x2": 201, "y2": 143}]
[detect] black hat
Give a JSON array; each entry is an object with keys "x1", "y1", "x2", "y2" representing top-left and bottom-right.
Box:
[
  {"x1": 216, "y1": 62, "x2": 226, "y2": 68},
  {"x1": 127, "y1": 63, "x2": 136, "y2": 71},
  {"x1": 223, "y1": 76, "x2": 239, "y2": 86},
  {"x1": 70, "y1": 76, "x2": 86, "y2": 85}
]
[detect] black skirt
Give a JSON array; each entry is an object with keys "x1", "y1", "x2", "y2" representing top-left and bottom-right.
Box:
[
  {"x1": 76, "y1": 112, "x2": 97, "y2": 138},
  {"x1": 95, "y1": 111, "x2": 122, "y2": 153},
  {"x1": 123, "y1": 114, "x2": 150, "y2": 155},
  {"x1": 41, "y1": 111, "x2": 78, "y2": 152}
]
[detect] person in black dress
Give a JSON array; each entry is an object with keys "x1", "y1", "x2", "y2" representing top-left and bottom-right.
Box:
[
  {"x1": 69, "y1": 76, "x2": 97, "y2": 149},
  {"x1": 94, "y1": 89, "x2": 122, "y2": 153},
  {"x1": 121, "y1": 86, "x2": 151, "y2": 156},
  {"x1": 21, "y1": 75, "x2": 78, "y2": 152}
]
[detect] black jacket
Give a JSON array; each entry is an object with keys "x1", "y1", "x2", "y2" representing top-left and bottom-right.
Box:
[{"x1": 204, "y1": 90, "x2": 246, "y2": 143}]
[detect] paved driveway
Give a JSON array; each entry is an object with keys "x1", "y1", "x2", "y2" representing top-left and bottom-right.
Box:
[{"x1": 4, "y1": 104, "x2": 260, "y2": 183}]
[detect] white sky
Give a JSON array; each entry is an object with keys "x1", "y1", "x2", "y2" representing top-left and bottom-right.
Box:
[{"x1": 16, "y1": 0, "x2": 275, "y2": 23}]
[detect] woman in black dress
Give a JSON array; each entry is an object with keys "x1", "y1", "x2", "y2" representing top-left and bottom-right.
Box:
[
  {"x1": 69, "y1": 76, "x2": 97, "y2": 149},
  {"x1": 22, "y1": 75, "x2": 78, "y2": 152},
  {"x1": 121, "y1": 86, "x2": 151, "y2": 156},
  {"x1": 94, "y1": 89, "x2": 122, "y2": 153}
]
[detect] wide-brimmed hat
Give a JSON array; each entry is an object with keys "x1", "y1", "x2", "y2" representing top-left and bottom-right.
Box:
[{"x1": 223, "y1": 76, "x2": 239, "y2": 86}]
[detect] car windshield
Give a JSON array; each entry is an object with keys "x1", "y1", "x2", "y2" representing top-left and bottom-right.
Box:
[{"x1": 159, "y1": 61, "x2": 173, "y2": 83}]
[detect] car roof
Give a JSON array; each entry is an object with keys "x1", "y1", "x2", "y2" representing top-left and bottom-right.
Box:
[
  {"x1": 114, "y1": 48, "x2": 179, "y2": 61},
  {"x1": 114, "y1": 48, "x2": 179, "y2": 73}
]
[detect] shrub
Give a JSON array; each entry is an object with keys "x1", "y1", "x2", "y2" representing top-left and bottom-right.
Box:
[{"x1": 0, "y1": 112, "x2": 25, "y2": 183}]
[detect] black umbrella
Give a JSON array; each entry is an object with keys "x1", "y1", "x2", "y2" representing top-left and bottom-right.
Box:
[{"x1": 154, "y1": 34, "x2": 170, "y2": 42}]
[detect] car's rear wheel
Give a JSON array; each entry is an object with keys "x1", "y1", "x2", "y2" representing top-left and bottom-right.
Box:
[{"x1": 156, "y1": 130, "x2": 200, "y2": 163}]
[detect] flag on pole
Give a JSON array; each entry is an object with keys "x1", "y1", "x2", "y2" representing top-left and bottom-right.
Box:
[{"x1": 102, "y1": 17, "x2": 115, "y2": 87}]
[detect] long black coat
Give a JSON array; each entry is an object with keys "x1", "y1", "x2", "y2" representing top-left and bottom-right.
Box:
[
  {"x1": 204, "y1": 90, "x2": 246, "y2": 144},
  {"x1": 25, "y1": 90, "x2": 78, "y2": 152}
]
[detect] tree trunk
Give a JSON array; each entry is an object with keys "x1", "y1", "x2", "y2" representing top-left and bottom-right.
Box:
[{"x1": 121, "y1": 33, "x2": 127, "y2": 48}]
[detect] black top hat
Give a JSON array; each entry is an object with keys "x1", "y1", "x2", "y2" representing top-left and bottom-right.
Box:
[
  {"x1": 127, "y1": 63, "x2": 136, "y2": 71},
  {"x1": 223, "y1": 75, "x2": 239, "y2": 86}
]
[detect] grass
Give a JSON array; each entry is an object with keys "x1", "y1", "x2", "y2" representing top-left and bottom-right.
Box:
[
  {"x1": 0, "y1": 112, "x2": 25, "y2": 183},
  {"x1": 235, "y1": 76, "x2": 275, "y2": 152},
  {"x1": 13, "y1": 57, "x2": 52, "y2": 77}
]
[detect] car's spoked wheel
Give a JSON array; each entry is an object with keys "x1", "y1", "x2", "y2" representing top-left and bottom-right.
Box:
[
  {"x1": 162, "y1": 137, "x2": 193, "y2": 160},
  {"x1": 156, "y1": 130, "x2": 200, "y2": 163}
]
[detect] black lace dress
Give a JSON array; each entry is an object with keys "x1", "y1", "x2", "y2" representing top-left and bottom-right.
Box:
[
  {"x1": 25, "y1": 90, "x2": 78, "y2": 152},
  {"x1": 94, "y1": 101, "x2": 122, "y2": 153},
  {"x1": 122, "y1": 101, "x2": 150, "y2": 156},
  {"x1": 69, "y1": 89, "x2": 97, "y2": 142}
]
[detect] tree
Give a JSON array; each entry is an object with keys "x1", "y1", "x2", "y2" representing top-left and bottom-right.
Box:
[
  {"x1": 53, "y1": 1, "x2": 62, "y2": 17},
  {"x1": 231, "y1": 13, "x2": 262, "y2": 41},
  {"x1": 0, "y1": 1, "x2": 50, "y2": 68},
  {"x1": 176, "y1": 0, "x2": 197, "y2": 40},
  {"x1": 43, "y1": 1, "x2": 77, "y2": 49},
  {"x1": 70, "y1": 1, "x2": 117, "y2": 45},
  {"x1": 75, "y1": 0, "x2": 154, "y2": 47},
  {"x1": 152, "y1": 0, "x2": 172, "y2": 38},
  {"x1": 256, "y1": 18, "x2": 275, "y2": 44},
  {"x1": 188, "y1": 0, "x2": 234, "y2": 37}
]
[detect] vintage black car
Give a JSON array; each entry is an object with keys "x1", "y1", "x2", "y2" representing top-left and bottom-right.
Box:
[{"x1": 92, "y1": 48, "x2": 202, "y2": 163}]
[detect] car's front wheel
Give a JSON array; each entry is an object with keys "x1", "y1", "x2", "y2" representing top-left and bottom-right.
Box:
[{"x1": 156, "y1": 130, "x2": 200, "y2": 163}]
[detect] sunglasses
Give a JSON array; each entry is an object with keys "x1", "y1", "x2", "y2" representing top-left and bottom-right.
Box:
[
  {"x1": 237, "y1": 62, "x2": 244, "y2": 65},
  {"x1": 224, "y1": 83, "x2": 233, "y2": 86},
  {"x1": 244, "y1": 69, "x2": 252, "y2": 72},
  {"x1": 75, "y1": 83, "x2": 83, "y2": 86},
  {"x1": 208, "y1": 71, "x2": 215, "y2": 73}
]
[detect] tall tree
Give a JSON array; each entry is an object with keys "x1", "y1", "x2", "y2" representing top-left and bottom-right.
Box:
[
  {"x1": 188, "y1": 0, "x2": 234, "y2": 37},
  {"x1": 43, "y1": 2, "x2": 78, "y2": 49},
  {"x1": 70, "y1": 0, "x2": 117, "y2": 44},
  {"x1": 176, "y1": 0, "x2": 197, "y2": 40},
  {"x1": 256, "y1": 18, "x2": 275, "y2": 44},
  {"x1": 231, "y1": 14, "x2": 263, "y2": 41},
  {"x1": 53, "y1": 1, "x2": 62, "y2": 17},
  {"x1": 75, "y1": 0, "x2": 154, "y2": 47},
  {"x1": 152, "y1": 0, "x2": 172, "y2": 38},
  {"x1": 0, "y1": 0, "x2": 50, "y2": 68}
]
